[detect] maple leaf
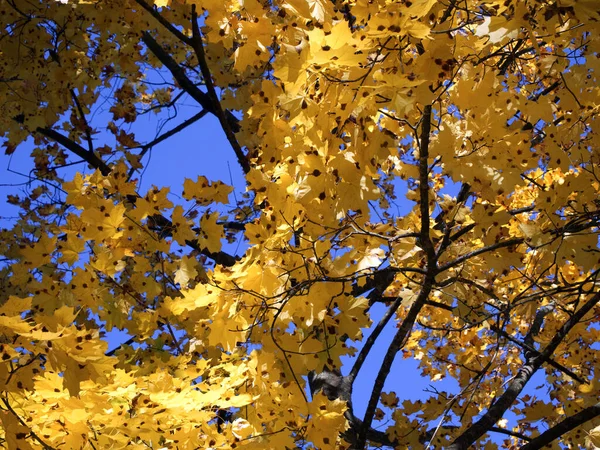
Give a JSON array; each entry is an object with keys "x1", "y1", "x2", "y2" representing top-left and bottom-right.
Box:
[
  {"x1": 357, "y1": 247, "x2": 385, "y2": 272},
  {"x1": 182, "y1": 176, "x2": 233, "y2": 205},
  {"x1": 306, "y1": 393, "x2": 348, "y2": 448},
  {"x1": 19, "y1": 234, "x2": 56, "y2": 268}
]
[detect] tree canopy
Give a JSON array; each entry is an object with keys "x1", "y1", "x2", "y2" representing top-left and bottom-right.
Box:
[{"x1": 1, "y1": 0, "x2": 600, "y2": 448}]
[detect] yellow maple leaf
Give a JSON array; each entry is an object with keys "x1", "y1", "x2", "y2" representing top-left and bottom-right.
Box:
[
  {"x1": 182, "y1": 176, "x2": 233, "y2": 205},
  {"x1": 20, "y1": 234, "x2": 56, "y2": 268},
  {"x1": 306, "y1": 392, "x2": 348, "y2": 448},
  {"x1": 198, "y1": 212, "x2": 224, "y2": 253}
]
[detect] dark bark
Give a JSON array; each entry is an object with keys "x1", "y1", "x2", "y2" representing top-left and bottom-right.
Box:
[
  {"x1": 448, "y1": 292, "x2": 600, "y2": 449},
  {"x1": 520, "y1": 402, "x2": 600, "y2": 450}
]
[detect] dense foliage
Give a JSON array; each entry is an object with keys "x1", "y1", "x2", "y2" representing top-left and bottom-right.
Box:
[{"x1": 1, "y1": 0, "x2": 600, "y2": 448}]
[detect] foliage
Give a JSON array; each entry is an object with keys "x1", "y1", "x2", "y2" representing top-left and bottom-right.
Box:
[{"x1": 1, "y1": 0, "x2": 600, "y2": 448}]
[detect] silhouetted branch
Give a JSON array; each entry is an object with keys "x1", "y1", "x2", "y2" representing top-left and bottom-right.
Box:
[
  {"x1": 105, "y1": 337, "x2": 136, "y2": 357},
  {"x1": 140, "y1": 109, "x2": 208, "y2": 152},
  {"x1": 189, "y1": 5, "x2": 250, "y2": 174},
  {"x1": 2, "y1": 398, "x2": 56, "y2": 450},
  {"x1": 417, "y1": 105, "x2": 435, "y2": 260},
  {"x1": 141, "y1": 31, "x2": 241, "y2": 133},
  {"x1": 355, "y1": 106, "x2": 437, "y2": 449},
  {"x1": 133, "y1": 0, "x2": 190, "y2": 44},
  {"x1": 36, "y1": 129, "x2": 239, "y2": 267},
  {"x1": 355, "y1": 272, "x2": 436, "y2": 449},
  {"x1": 438, "y1": 238, "x2": 524, "y2": 273},
  {"x1": 70, "y1": 88, "x2": 95, "y2": 153},
  {"x1": 35, "y1": 127, "x2": 111, "y2": 176},
  {"x1": 520, "y1": 402, "x2": 600, "y2": 450},
  {"x1": 348, "y1": 295, "x2": 403, "y2": 384},
  {"x1": 489, "y1": 324, "x2": 587, "y2": 385},
  {"x1": 448, "y1": 291, "x2": 600, "y2": 449},
  {"x1": 128, "y1": 109, "x2": 209, "y2": 179}
]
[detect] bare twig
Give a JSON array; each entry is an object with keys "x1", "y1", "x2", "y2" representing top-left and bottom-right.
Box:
[{"x1": 70, "y1": 88, "x2": 95, "y2": 153}]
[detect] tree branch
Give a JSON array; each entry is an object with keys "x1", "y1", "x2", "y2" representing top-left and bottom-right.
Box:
[
  {"x1": 133, "y1": 0, "x2": 191, "y2": 44},
  {"x1": 355, "y1": 106, "x2": 437, "y2": 449},
  {"x1": 489, "y1": 324, "x2": 587, "y2": 385},
  {"x1": 105, "y1": 337, "x2": 136, "y2": 357},
  {"x1": 437, "y1": 238, "x2": 524, "y2": 273},
  {"x1": 355, "y1": 272, "x2": 436, "y2": 449},
  {"x1": 70, "y1": 88, "x2": 95, "y2": 154},
  {"x1": 140, "y1": 32, "x2": 241, "y2": 133},
  {"x1": 520, "y1": 402, "x2": 600, "y2": 450},
  {"x1": 128, "y1": 109, "x2": 209, "y2": 179},
  {"x1": 348, "y1": 295, "x2": 403, "y2": 384},
  {"x1": 35, "y1": 127, "x2": 111, "y2": 176},
  {"x1": 189, "y1": 5, "x2": 250, "y2": 174},
  {"x1": 417, "y1": 105, "x2": 435, "y2": 260},
  {"x1": 2, "y1": 397, "x2": 56, "y2": 450},
  {"x1": 36, "y1": 128, "x2": 239, "y2": 267},
  {"x1": 351, "y1": 267, "x2": 427, "y2": 298},
  {"x1": 448, "y1": 291, "x2": 600, "y2": 449},
  {"x1": 140, "y1": 109, "x2": 208, "y2": 152}
]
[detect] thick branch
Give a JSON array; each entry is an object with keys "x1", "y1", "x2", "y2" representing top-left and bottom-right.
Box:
[
  {"x1": 348, "y1": 295, "x2": 403, "y2": 384},
  {"x1": 489, "y1": 324, "x2": 587, "y2": 385},
  {"x1": 35, "y1": 127, "x2": 111, "y2": 176},
  {"x1": 448, "y1": 291, "x2": 600, "y2": 449},
  {"x1": 189, "y1": 5, "x2": 250, "y2": 174},
  {"x1": 439, "y1": 0, "x2": 458, "y2": 24},
  {"x1": 195, "y1": 244, "x2": 239, "y2": 267},
  {"x1": 520, "y1": 402, "x2": 600, "y2": 450},
  {"x1": 37, "y1": 130, "x2": 239, "y2": 267},
  {"x1": 355, "y1": 272, "x2": 436, "y2": 449},
  {"x1": 523, "y1": 303, "x2": 554, "y2": 349},
  {"x1": 355, "y1": 106, "x2": 437, "y2": 449},
  {"x1": 140, "y1": 32, "x2": 241, "y2": 133},
  {"x1": 133, "y1": 0, "x2": 191, "y2": 44},
  {"x1": 418, "y1": 104, "x2": 435, "y2": 259},
  {"x1": 351, "y1": 267, "x2": 427, "y2": 298}
]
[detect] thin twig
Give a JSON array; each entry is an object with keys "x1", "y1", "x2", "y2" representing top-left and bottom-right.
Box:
[{"x1": 70, "y1": 88, "x2": 95, "y2": 153}]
